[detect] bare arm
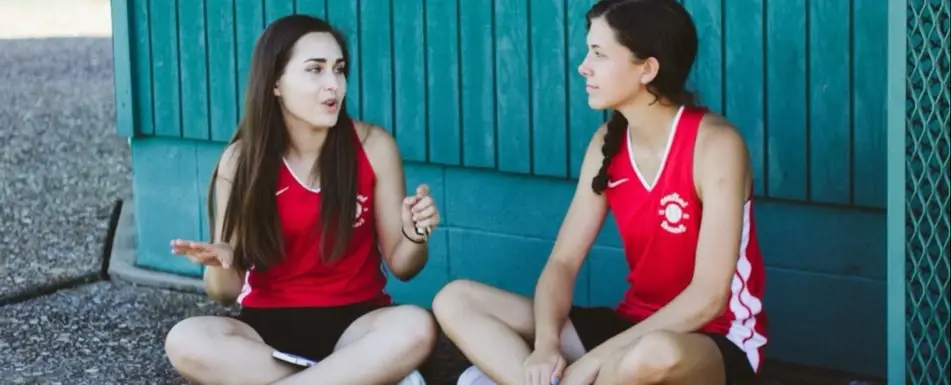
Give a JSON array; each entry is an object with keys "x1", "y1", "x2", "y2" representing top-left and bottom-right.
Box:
[
  {"x1": 586, "y1": 116, "x2": 752, "y2": 356},
  {"x1": 534, "y1": 126, "x2": 611, "y2": 350},
  {"x1": 203, "y1": 142, "x2": 246, "y2": 304},
  {"x1": 364, "y1": 123, "x2": 430, "y2": 281}
]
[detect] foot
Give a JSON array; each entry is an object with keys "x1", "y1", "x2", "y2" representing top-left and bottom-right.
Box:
[
  {"x1": 457, "y1": 366, "x2": 497, "y2": 385},
  {"x1": 398, "y1": 370, "x2": 427, "y2": 385}
]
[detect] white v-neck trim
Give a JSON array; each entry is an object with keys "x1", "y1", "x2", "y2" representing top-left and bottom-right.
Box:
[
  {"x1": 626, "y1": 106, "x2": 685, "y2": 191},
  {"x1": 282, "y1": 158, "x2": 321, "y2": 193}
]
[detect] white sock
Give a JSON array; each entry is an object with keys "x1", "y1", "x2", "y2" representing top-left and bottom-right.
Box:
[
  {"x1": 457, "y1": 366, "x2": 498, "y2": 385},
  {"x1": 397, "y1": 370, "x2": 427, "y2": 385}
]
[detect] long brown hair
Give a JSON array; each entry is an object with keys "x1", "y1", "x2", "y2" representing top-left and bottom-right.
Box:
[{"x1": 207, "y1": 15, "x2": 358, "y2": 271}]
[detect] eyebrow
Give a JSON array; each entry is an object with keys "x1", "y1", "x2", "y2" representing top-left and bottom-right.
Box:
[{"x1": 305, "y1": 58, "x2": 345, "y2": 65}]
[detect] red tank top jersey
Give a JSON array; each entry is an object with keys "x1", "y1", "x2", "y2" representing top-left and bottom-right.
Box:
[
  {"x1": 603, "y1": 106, "x2": 768, "y2": 372},
  {"x1": 236, "y1": 127, "x2": 391, "y2": 309}
]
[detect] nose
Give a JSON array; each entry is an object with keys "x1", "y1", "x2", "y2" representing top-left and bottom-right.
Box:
[
  {"x1": 323, "y1": 74, "x2": 340, "y2": 92},
  {"x1": 577, "y1": 60, "x2": 592, "y2": 77}
]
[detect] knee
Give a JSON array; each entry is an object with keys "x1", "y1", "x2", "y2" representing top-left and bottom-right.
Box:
[
  {"x1": 612, "y1": 331, "x2": 685, "y2": 384},
  {"x1": 389, "y1": 305, "x2": 438, "y2": 357},
  {"x1": 431, "y1": 279, "x2": 479, "y2": 322},
  {"x1": 164, "y1": 317, "x2": 221, "y2": 372}
]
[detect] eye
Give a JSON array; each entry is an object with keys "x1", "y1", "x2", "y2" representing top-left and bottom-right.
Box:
[{"x1": 307, "y1": 66, "x2": 323, "y2": 74}]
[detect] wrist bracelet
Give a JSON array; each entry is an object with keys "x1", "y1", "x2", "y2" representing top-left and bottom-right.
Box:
[{"x1": 402, "y1": 226, "x2": 426, "y2": 244}]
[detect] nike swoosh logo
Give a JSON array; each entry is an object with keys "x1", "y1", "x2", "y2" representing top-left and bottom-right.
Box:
[
  {"x1": 607, "y1": 178, "x2": 629, "y2": 188},
  {"x1": 275, "y1": 187, "x2": 289, "y2": 196}
]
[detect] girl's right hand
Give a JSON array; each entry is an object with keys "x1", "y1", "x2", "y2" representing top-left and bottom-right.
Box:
[
  {"x1": 523, "y1": 345, "x2": 567, "y2": 385},
  {"x1": 170, "y1": 239, "x2": 234, "y2": 269}
]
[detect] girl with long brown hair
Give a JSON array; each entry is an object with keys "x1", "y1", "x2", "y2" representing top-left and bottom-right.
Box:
[{"x1": 163, "y1": 15, "x2": 438, "y2": 385}]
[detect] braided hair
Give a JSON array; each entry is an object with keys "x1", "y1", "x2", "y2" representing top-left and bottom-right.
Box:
[{"x1": 585, "y1": 0, "x2": 700, "y2": 195}]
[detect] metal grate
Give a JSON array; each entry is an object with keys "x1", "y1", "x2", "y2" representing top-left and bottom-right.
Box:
[{"x1": 905, "y1": 1, "x2": 950, "y2": 384}]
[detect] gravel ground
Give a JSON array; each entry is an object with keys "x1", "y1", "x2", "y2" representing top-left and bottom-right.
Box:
[
  {"x1": 0, "y1": 280, "x2": 471, "y2": 385},
  {"x1": 0, "y1": 281, "x2": 233, "y2": 384},
  {"x1": 0, "y1": 36, "x2": 131, "y2": 300},
  {"x1": 0, "y1": 279, "x2": 878, "y2": 385}
]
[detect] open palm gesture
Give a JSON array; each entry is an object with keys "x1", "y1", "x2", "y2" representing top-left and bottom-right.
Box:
[{"x1": 170, "y1": 239, "x2": 234, "y2": 269}]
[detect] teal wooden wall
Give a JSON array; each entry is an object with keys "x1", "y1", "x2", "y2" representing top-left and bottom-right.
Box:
[{"x1": 111, "y1": 0, "x2": 889, "y2": 377}]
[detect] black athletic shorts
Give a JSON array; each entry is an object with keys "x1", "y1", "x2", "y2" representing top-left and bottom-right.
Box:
[
  {"x1": 234, "y1": 301, "x2": 390, "y2": 362},
  {"x1": 568, "y1": 306, "x2": 757, "y2": 385}
]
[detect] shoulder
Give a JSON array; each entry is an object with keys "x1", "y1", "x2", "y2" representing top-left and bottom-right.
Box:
[
  {"x1": 216, "y1": 140, "x2": 242, "y2": 182},
  {"x1": 353, "y1": 120, "x2": 401, "y2": 174},
  {"x1": 693, "y1": 112, "x2": 751, "y2": 197},
  {"x1": 695, "y1": 112, "x2": 749, "y2": 167}
]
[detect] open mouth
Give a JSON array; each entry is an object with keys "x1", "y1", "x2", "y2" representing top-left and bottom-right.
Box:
[{"x1": 322, "y1": 99, "x2": 338, "y2": 108}]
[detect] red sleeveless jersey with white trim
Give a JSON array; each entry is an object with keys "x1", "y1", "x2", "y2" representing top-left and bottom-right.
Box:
[
  {"x1": 236, "y1": 128, "x2": 391, "y2": 309},
  {"x1": 603, "y1": 106, "x2": 768, "y2": 371}
]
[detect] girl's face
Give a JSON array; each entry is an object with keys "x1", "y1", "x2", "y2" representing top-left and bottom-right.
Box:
[
  {"x1": 274, "y1": 32, "x2": 347, "y2": 129},
  {"x1": 577, "y1": 17, "x2": 656, "y2": 110}
]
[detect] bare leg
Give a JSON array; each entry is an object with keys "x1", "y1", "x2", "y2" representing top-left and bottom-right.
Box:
[
  {"x1": 432, "y1": 279, "x2": 586, "y2": 385},
  {"x1": 271, "y1": 304, "x2": 437, "y2": 385},
  {"x1": 164, "y1": 316, "x2": 297, "y2": 385},
  {"x1": 594, "y1": 331, "x2": 726, "y2": 385}
]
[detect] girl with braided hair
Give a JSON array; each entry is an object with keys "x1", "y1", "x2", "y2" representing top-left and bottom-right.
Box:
[{"x1": 432, "y1": 0, "x2": 768, "y2": 384}]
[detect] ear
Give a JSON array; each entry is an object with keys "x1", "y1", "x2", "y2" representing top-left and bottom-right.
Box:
[
  {"x1": 273, "y1": 81, "x2": 282, "y2": 97},
  {"x1": 639, "y1": 57, "x2": 660, "y2": 85}
]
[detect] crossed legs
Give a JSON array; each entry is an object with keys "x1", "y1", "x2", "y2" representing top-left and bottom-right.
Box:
[
  {"x1": 164, "y1": 304, "x2": 436, "y2": 385},
  {"x1": 433, "y1": 279, "x2": 735, "y2": 385}
]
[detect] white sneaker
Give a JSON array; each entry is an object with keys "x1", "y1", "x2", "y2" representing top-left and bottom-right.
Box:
[
  {"x1": 397, "y1": 370, "x2": 427, "y2": 385},
  {"x1": 457, "y1": 365, "x2": 497, "y2": 385}
]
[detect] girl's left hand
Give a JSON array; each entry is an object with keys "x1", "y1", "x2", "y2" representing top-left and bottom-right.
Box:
[{"x1": 401, "y1": 184, "x2": 440, "y2": 242}]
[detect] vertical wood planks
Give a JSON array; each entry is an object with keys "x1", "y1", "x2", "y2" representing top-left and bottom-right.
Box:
[
  {"x1": 178, "y1": 0, "x2": 210, "y2": 140},
  {"x1": 360, "y1": 0, "x2": 394, "y2": 134},
  {"x1": 530, "y1": 0, "x2": 569, "y2": 178},
  {"x1": 112, "y1": 0, "x2": 135, "y2": 138},
  {"x1": 495, "y1": 0, "x2": 531, "y2": 174},
  {"x1": 328, "y1": 0, "x2": 361, "y2": 118},
  {"x1": 265, "y1": 0, "x2": 295, "y2": 24},
  {"x1": 567, "y1": 0, "x2": 603, "y2": 179},
  {"x1": 851, "y1": 0, "x2": 887, "y2": 208},
  {"x1": 149, "y1": 0, "x2": 182, "y2": 137},
  {"x1": 724, "y1": 0, "x2": 765, "y2": 195},
  {"x1": 206, "y1": 1, "x2": 238, "y2": 142},
  {"x1": 683, "y1": 0, "x2": 723, "y2": 113},
  {"x1": 567, "y1": 0, "x2": 600, "y2": 178},
  {"x1": 295, "y1": 0, "x2": 327, "y2": 18},
  {"x1": 195, "y1": 141, "x2": 226, "y2": 242},
  {"x1": 765, "y1": 0, "x2": 808, "y2": 201},
  {"x1": 130, "y1": 0, "x2": 154, "y2": 136},
  {"x1": 425, "y1": 0, "x2": 462, "y2": 165},
  {"x1": 119, "y1": 0, "x2": 890, "y2": 209},
  {"x1": 235, "y1": 0, "x2": 265, "y2": 117},
  {"x1": 808, "y1": 0, "x2": 852, "y2": 205},
  {"x1": 459, "y1": 0, "x2": 496, "y2": 169},
  {"x1": 392, "y1": 0, "x2": 427, "y2": 162}
]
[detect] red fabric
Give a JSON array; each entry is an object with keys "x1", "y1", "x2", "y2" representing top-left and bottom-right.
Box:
[
  {"x1": 238, "y1": 126, "x2": 391, "y2": 309},
  {"x1": 604, "y1": 106, "x2": 768, "y2": 371}
]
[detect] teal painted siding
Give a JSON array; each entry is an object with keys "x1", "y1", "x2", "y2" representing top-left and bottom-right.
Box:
[
  {"x1": 113, "y1": 0, "x2": 890, "y2": 378},
  {"x1": 116, "y1": 0, "x2": 888, "y2": 209}
]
